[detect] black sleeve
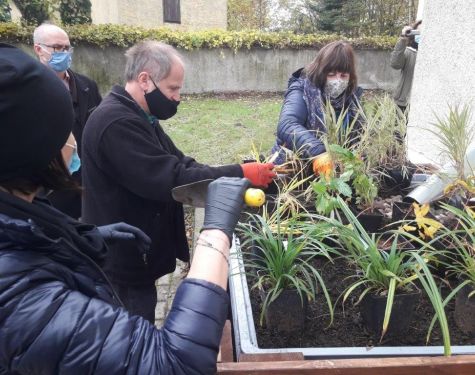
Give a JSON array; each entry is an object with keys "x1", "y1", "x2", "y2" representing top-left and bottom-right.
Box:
[{"x1": 97, "y1": 118, "x2": 243, "y2": 202}]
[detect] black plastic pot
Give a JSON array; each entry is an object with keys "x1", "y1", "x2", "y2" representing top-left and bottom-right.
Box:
[
  {"x1": 392, "y1": 200, "x2": 414, "y2": 222},
  {"x1": 352, "y1": 210, "x2": 385, "y2": 233},
  {"x1": 454, "y1": 284, "x2": 475, "y2": 335},
  {"x1": 379, "y1": 167, "x2": 415, "y2": 197},
  {"x1": 263, "y1": 288, "x2": 308, "y2": 333},
  {"x1": 360, "y1": 289, "x2": 421, "y2": 337}
]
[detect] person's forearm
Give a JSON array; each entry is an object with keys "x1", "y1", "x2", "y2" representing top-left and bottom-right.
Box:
[{"x1": 187, "y1": 229, "x2": 230, "y2": 289}]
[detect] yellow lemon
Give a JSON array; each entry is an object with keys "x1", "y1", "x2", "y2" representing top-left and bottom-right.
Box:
[{"x1": 244, "y1": 188, "x2": 266, "y2": 207}]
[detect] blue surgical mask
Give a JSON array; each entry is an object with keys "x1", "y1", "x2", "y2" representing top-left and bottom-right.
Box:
[
  {"x1": 69, "y1": 148, "x2": 81, "y2": 173},
  {"x1": 414, "y1": 35, "x2": 421, "y2": 44},
  {"x1": 48, "y1": 51, "x2": 72, "y2": 72}
]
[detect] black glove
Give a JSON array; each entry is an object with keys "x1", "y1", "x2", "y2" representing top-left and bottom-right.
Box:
[
  {"x1": 201, "y1": 177, "x2": 251, "y2": 242},
  {"x1": 97, "y1": 222, "x2": 152, "y2": 263}
]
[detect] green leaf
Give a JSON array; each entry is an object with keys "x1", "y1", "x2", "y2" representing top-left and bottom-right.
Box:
[{"x1": 334, "y1": 179, "x2": 353, "y2": 197}]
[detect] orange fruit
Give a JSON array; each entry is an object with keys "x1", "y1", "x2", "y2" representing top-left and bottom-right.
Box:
[{"x1": 312, "y1": 152, "x2": 333, "y2": 179}]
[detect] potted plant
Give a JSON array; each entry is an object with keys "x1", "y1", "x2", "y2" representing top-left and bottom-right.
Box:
[
  {"x1": 329, "y1": 197, "x2": 451, "y2": 354},
  {"x1": 427, "y1": 203, "x2": 475, "y2": 335},
  {"x1": 236, "y1": 211, "x2": 338, "y2": 333},
  {"x1": 312, "y1": 144, "x2": 380, "y2": 231},
  {"x1": 357, "y1": 94, "x2": 414, "y2": 197}
]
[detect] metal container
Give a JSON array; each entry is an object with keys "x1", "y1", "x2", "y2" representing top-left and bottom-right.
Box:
[{"x1": 229, "y1": 237, "x2": 475, "y2": 359}]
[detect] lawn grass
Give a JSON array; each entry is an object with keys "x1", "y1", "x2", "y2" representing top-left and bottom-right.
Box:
[
  {"x1": 161, "y1": 94, "x2": 283, "y2": 165},
  {"x1": 161, "y1": 91, "x2": 385, "y2": 165}
]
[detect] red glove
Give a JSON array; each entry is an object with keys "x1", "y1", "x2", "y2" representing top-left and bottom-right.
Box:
[{"x1": 240, "y1": 162, "x2": 276, "y2": 188}]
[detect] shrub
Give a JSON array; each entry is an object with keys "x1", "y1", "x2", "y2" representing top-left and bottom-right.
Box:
[{"x1": 0, "y1": 22, "x2": 398, "y2": 50}]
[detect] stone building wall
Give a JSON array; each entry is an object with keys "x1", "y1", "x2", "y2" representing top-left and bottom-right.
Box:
[
  {"x1": 180, "y1": 0, "x2": 227, "y2": 30},
  {"x1": 90, "y1": 0, "x2": 227, "y2": 30}
]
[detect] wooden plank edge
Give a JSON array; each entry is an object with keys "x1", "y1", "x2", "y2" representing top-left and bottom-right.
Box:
[
  {"x1": 217, "y1": 354, "x2": 475, "y2": 375},
  {"x1": 218, "y1": 320, "x2": 234, "y2": 363}
]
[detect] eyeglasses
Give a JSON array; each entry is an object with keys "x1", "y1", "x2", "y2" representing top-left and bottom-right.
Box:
[{"x1": 40, "y1": 43, "x2": 73, "y2": 53}]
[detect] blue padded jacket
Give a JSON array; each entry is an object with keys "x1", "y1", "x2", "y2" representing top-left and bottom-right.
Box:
[
  {"x1": 0, "y1": 211, "x2": 228, "y2": 375},
  {"x1": 271, "y1": 69, "x2": 363, "y2": 164}
]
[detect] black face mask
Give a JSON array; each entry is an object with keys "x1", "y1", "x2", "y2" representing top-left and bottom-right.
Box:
[{"x1": 144, "y1": 78, "x2": 180, "y2": 120}]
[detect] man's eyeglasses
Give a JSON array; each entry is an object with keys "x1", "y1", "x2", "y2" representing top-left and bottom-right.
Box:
[{"x1": 40, "y1": 43, "x2": 73, "y2": 53}]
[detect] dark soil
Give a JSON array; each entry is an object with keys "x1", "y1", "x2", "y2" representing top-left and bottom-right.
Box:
[{"x1": 244, "y1": 254, "x2": 475, "y2": 349}]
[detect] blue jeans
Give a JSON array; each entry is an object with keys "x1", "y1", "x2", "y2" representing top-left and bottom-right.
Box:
[{"x1": 111, "y1": 282, "x2": 157, "y2": 324}]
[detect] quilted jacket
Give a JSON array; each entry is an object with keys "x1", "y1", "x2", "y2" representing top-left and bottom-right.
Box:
[{"x1": 0, "y1": 199, "x2": 228, "y2": 375}]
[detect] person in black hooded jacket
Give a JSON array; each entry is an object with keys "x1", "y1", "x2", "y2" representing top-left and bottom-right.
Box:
[
  {"x1": 81, "y1": 40, "x2": 276, "y2": 322},
  {"x1": 0, "y1": 43, "x2": 250, "y2": 375}
]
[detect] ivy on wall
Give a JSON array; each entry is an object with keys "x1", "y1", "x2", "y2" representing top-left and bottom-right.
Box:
[{"x1": 0, "y1": 22, "x2": 397, "y2": 51}]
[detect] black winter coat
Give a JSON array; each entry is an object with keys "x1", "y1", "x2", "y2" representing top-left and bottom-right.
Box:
[
  {"x1": 81, "y1": 86, "x2": 243, "y2": 284},
  {"x1": 0, "y1": 193, "x2": 228, "y2": 374},
  {"x1": 47, "y1": 69, "x2": 101, "y2": 218},
  {"x1": 68, "y1": 69, "x2": 102, "y2": 157}
]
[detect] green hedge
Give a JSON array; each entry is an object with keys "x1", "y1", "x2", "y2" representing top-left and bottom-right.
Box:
[{"x1": 0, "y1": 22, "x2": 397, "y2": 50}]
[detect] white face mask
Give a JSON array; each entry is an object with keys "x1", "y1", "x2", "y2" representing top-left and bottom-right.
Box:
[{"x1": 324, "y1": 78, "x2": 349, "y2": 98}]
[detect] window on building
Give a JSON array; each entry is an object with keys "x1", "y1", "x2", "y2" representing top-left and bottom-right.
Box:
[{"x1": 163, "y1": 0, "x2": 181, "y2": 23}]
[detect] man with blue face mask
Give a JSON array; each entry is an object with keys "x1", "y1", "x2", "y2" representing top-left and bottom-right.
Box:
[
  {"x1": 390, "y1": 20, "x2": 423, "y2": 115},
  {"x1": 33, "y1": 23, "x2": 102, "y2": 219}
]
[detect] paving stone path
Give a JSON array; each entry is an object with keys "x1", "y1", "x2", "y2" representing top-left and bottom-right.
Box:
[{"x1": 154, "y1": 207, "x2": 204, "y2": 328}]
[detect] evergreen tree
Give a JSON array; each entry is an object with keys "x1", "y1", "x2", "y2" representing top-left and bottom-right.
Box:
[
  {"x1": 12, "y1": 0, "x2": 50, "y2": 25},
  {"x1": 317, "y1": 0, "x2": 345, "y2": 33},
  {"x1": 0, "y1": 0, "x2": 12, "y2": 22},
  {"x1": 60, "y1": 0, "x2": 92, "y2": 25}
]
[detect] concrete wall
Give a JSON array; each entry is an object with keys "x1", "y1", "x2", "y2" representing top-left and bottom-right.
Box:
[
  {"x1": 90, "y1": 0, "x2": 227, "y2": 30},
  {"x1": 14, "y1": 43, "x2": 399, "y2": 95},
  {"x1": 71, "y1": 46, "x2": 399, "y2": 95},
  {"x1": 407, "y1": 0, "x2": 475, "y2": 165}
]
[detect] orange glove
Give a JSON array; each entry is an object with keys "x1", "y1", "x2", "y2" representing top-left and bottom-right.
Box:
[
  {"x1": 312, "y1": 152, "x2": 333, "y2": 179},
  {"x1": 240, "y1": 162, "x2": 276, "y2": 188}
]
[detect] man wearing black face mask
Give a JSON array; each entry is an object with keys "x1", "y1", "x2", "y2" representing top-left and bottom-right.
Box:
[{"x1": 81, "y1": 41, "x2": 276, "y2": 322}]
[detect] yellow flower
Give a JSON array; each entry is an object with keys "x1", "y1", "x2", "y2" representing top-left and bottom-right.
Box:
[
  {"x1": 423, "y1": 225, "x2": 440, "y2": 239},
  {"x1": 413, "y1": 203, "x2": 430, "y2": 217},
  {"x1": 409, "y1": 203, "x2": 442, "y2": 239},
  {"x1": 402, "y1": 224, "x2": 417, "y2": 232}
]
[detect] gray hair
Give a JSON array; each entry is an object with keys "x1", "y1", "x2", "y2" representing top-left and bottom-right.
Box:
[
  {"x1": 124, "y1": 40, "x2": 183, "y2": 82},
  {"x1": 33, "y1": 23, "x2": 68, "y2": 44}
]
